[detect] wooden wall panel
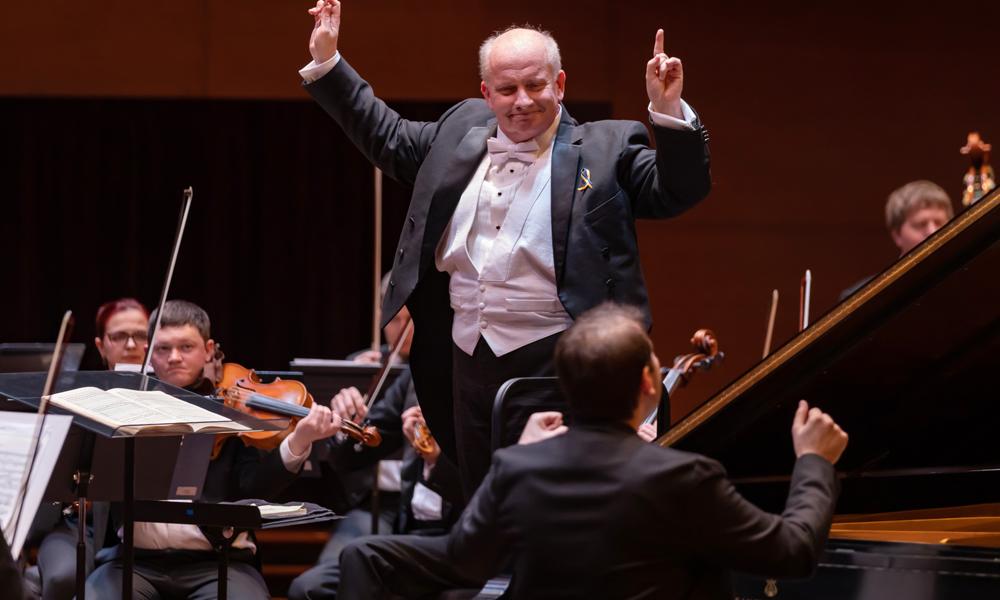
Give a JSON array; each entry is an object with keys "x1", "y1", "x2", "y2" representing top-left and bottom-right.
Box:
[{"x1": 3, "y1": 0, "x2": 998, "y2": 420}]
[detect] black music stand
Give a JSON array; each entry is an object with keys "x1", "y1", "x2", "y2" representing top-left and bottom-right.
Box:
[
  {"x1": 0, "y1": 370, "x2": 285, "y2": 600},
  {"x1": 288, "y1": 358, "x2": 407, "y2": 405}
]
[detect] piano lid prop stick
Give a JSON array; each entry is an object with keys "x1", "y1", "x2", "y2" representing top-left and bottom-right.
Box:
[
  {"x1": 798, "y1": 269, "x2": 812, "y2": 332},
  {"x1": 762, "y1": 289, "x2": 778, "y2": 359}
]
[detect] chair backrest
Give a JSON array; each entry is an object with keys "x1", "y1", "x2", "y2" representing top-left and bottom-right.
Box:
[{"x1": 490, "y1": 376, "x2": 562, "y2": 452}]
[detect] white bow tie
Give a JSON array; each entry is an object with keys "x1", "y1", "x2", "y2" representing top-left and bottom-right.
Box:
[{"x1": 486, "y1": 137, "x2": 539, "y2": 168}]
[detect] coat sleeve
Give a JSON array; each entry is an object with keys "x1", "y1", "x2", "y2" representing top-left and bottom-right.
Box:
[
  {"x1": 305, "y1": 57, "x2": 462, "y2": 186},
  {"x1": 617, "y1": 112, "x2": 712, "y2": 219},
  {"x1": 675, "y1": 453, "x2": 839, "y2": 578}
]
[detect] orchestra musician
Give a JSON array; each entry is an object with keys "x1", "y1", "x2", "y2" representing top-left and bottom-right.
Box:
[
  {"x1": 85, "y1": 299, "x2": 341, "y2": 600},
  {"x1": 288, "y1": 313, "x2": 463, "y2": 600},
  {"x1": 840, "y1": 180, "x2": 954, "y2": 300},
  {"x1": 300, "y1": 1, "x2": 712, "y2": 496},
  {"x1": 336, "y1": 303, "x2": 847, "y2": 599},
  {"x1": 26, "y1": 298, "x2": 149, "y2": 600}
]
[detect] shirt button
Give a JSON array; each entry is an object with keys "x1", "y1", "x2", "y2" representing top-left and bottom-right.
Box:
[
  {"x1": 479, "y1": 302, "x2": 486, "y2": 309},
  {"x1": 479, "y1": 285, "x2": 486, "y2": 292},
  {"x1": 479, "y1": 321, "x2": 488, "y2": 329}
]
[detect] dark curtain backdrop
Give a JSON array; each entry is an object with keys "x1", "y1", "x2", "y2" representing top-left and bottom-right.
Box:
[{"x1": 0, "y1": 98, "x2": 610, "y2": 371}]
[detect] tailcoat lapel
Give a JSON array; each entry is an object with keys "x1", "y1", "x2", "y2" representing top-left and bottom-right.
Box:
[
  {"x1": 422, "y1": 121, "x2": 496, "y2": 263},
  {"x1": 550, "y1": 108, "x2": 582, "y2": 285}
]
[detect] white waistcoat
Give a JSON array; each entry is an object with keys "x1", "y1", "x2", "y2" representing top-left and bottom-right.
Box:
[{"x1": 435, "y1": 131, "x2": 572, "y2": 357}]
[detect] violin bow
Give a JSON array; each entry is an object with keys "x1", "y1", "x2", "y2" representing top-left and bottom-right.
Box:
[
  {"x1": 6, "y1": 310, "x2": 74, "y2": 547},
  {"x1": 371, "y1": 167, "x2": 383, "y2": 353},
  {"x1": 798, "y1": 269, "x2": 812, "y2": 332},
  {"x1": 141, "y1": 187, "x2": 194, "y2": 378},
  {"x1": 762, "y1": 289, "x2": 778, "y2": 359}
]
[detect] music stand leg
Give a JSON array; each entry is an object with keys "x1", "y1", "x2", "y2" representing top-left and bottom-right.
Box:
[
  {"x1": 76, "y1": 498, "x2": 88, "y2": 600},
  {"x1": 74, "y1": 430, "x2": 96, "y2": 600},
  {"x1": 217, "y1": 545, "x2": 228, "y2": 599},
  {"x1": 122, "y1": 437, "x2": 134, "y2": 600}
]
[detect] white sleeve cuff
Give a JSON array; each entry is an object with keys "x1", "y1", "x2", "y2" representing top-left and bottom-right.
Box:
[
  {"x1": 299, "y1": 51, "x2": 342, "y2": 83},
  {"x1": 648, "y1": 99, "x2": 696, "y2": 131},
  {"x1": 279, "y1": 437, "x2": 311, "y2": 472}
]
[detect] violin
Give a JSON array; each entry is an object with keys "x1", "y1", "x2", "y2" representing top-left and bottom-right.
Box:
[
  {"x1": 212, "y1": 362, "x2": 381, "y2": 458},
  {"x1": 641, "y1": 328, "x2": 724, "y2": 429},
  {"x1": 411, "y1": 421, "x2": 436, "y2": 456}
]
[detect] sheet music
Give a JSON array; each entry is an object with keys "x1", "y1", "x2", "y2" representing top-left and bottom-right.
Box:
[
  {"x1": 49, "y1": 387, "x2": 227, "y2": 426},
  {"x1": 0, "y1": 411, "x2": 72, "y2": 557}
]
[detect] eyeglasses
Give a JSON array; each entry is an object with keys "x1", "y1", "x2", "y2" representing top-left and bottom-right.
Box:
[{"x1": 105, "y1": 331, "x2": 149, "y2": 345}]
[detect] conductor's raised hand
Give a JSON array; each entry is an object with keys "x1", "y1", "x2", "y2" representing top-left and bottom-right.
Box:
[
  {"x1": 645, "y1": 28, "x2": 684, "y2": 119},
  {"x1": 308, "y1": 0, "x2": 341, "y2": 64},
  {"x1": 791, "y1": 400, "x2": 848, "y2": 464}
]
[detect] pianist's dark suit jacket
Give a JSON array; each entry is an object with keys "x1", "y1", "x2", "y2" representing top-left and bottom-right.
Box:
[{"x1": 448, "y1": 422, "x2": 839, "y2": 599}]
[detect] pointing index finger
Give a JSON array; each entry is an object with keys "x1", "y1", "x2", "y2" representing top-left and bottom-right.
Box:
[{"x1": 653, "y1": 28, "x2": 664, "y2": 56}]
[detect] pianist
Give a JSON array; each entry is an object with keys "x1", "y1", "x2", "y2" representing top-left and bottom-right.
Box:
[
  {"x1": 336, "y1": 302, "x2": 849, "y2": 599},
  {"x1": 841, "y1": 180, "x2": 954, "y2": 300}
]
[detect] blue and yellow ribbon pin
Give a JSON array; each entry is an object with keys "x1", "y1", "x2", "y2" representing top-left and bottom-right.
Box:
[{"x1": 576, "y1": 167, "x2": 593, "y2": 192}]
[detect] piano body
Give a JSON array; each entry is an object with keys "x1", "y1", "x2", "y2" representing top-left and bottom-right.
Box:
[{"x1": 659, "y1": 188, "x2": 1000, "y2": 598}]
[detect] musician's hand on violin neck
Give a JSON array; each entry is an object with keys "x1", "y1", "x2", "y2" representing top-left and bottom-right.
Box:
[
  {"x1": 287, "y1": 403, "x2": 342, "y2": 457},
  {"x1": 402, "y1": 406, "x2": 440, "y2": 464},
  {"x1": 331, "y1": 386, "x2": 367, "y2": 421},
  {"x1": 791, "y1": 400, "x2": 848, "y2": 465}
]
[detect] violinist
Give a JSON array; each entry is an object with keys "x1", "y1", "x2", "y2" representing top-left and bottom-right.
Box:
[
  {"x1": 86, "y1": 299, "x2": 341, "y2": 600},
  {"x1": 337, "y1": 303, "x2": 848, "y2": 600},
  {"x1": 288, "y1": 307, "x2": 463, "y2": 600},
  {"x1": 27, "y1": 298, "x2": 149, "y2": 600}
]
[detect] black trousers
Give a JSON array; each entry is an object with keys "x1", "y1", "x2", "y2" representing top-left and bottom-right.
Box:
[
  {"x1": 452, "y1": 332, "x2": 563, "y2": 498},
  {"x1": 85, "y1": 549, "x2": 269, "y2": 600},
  {"x1": 338, "y1": 534, "x2": 482, "y2": 600}
]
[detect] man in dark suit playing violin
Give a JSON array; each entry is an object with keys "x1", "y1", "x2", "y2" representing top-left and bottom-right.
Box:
[
  {"x1": 86, "y1": 299, "x2": 341, "y2": 600},
  {"x1": 300, "y1": 1, "x2": 712, "y2": 498},
  {"x1": 336, "y1": 303, "x2": 848, "y2": 599}
]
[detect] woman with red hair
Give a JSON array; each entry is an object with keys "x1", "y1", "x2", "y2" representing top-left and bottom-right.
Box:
[{"x1": 93, "y1": 298, "x2": 149, "y2": 370}]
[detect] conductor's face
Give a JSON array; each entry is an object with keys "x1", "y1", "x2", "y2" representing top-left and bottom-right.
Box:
[
  {"x1": 150, "y1": 324, "x2": 215, "y2": 389},
  {"x1": 481, "y1": 31, "x2": 565, "y2": 143}
]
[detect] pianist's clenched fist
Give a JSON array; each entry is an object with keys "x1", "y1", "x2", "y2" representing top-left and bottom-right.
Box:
[{"x1": 791, "y1": 400, "x2": 849, "y2": 464}]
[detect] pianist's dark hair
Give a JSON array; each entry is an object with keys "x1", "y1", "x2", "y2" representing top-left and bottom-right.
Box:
[
  {"x1": 555, "y1": 303, "x2": 654, "y2": 423},
  {"x1": 149, "y1": 299, "x2": 211, "y2": 342}
]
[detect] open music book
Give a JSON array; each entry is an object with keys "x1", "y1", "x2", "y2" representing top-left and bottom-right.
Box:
[{"x1": 46, "y1": 387, "x2": 250, "y2": 435}]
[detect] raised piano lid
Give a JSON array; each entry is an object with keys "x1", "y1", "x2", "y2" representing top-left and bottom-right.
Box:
[{"x1": 659, "y1": 187, "x2": 1000, "y2": 515}]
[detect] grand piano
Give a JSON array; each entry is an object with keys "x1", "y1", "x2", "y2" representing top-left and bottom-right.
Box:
[{"x1": 658, "y1": 188, "x2": 1000, "y2": 598}]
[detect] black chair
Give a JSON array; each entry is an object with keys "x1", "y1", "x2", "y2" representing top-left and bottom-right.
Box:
[{"x1": 490, "y1": 376, "x2": 562, "y2": 452}]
